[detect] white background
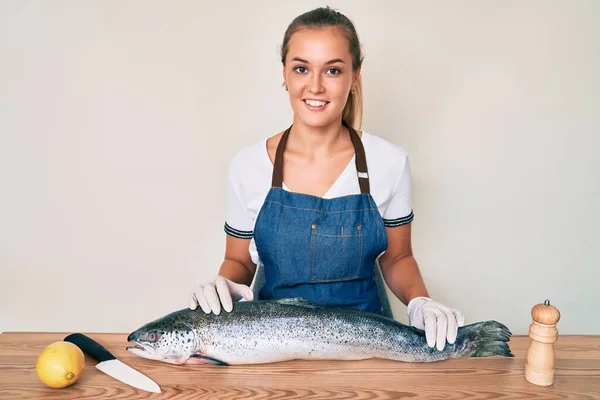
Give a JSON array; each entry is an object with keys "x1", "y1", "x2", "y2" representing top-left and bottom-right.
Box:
[{"x1": 1, "y1": 0, "x2": 598, "y2": 335}]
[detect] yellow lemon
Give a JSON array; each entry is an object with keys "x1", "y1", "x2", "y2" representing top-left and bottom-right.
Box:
[{"x1": 36, "y1": 341, "x2": 85, "y2": 388}]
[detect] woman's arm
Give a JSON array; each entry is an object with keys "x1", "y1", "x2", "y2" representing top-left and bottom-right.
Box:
[
  {"x1": 218, "y1": 234, "x2": 257, "y2": 286},
  {"x1": 377, "y1": 223, "x2": 428, "y2": 305}
]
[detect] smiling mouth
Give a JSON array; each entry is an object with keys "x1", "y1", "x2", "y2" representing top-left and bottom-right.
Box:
[{"x1": 303, "y1": 99, "x2": 329, "y2": 109}]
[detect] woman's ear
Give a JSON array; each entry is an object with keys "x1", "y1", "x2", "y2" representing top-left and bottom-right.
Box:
[{"x1": 353, "y1": 68, "x2": 361, "y2": 86}]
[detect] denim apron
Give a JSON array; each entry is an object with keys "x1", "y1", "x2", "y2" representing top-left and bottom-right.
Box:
[{"x1": 253, "y1": 121, "x2": 388, "y2": 315}]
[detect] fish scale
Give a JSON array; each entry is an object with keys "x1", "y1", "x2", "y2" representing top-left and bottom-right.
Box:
[{"x1": 126, "y1": 298, "x2": 513, "y2": 365}]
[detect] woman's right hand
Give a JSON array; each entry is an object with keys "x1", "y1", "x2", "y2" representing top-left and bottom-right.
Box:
[{"x1": 188, "y1": 275, "x2": 254, "y2": 315}]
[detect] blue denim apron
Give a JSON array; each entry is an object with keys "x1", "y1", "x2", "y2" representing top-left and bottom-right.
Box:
[{"x1": 253, "y1": 121, "x2": 388, "y2": 315}]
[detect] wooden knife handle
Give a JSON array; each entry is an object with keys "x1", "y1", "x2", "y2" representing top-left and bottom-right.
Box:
[{"x1": 64, "y1": 333, "x2": 116, "y2": 363}]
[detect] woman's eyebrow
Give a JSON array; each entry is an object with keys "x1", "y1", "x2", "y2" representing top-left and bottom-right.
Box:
[{"x1": 291, "y1": 57, "x2": 346, "y2": 65}]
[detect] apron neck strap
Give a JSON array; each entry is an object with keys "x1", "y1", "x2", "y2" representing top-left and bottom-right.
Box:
[{"x1": 271, "y1": 120, "x2": 370, "y2": 194}]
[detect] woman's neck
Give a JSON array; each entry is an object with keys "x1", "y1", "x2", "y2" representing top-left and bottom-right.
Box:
[{"x1": 287, "y1": 119, "x2": 349, "y2": 161}]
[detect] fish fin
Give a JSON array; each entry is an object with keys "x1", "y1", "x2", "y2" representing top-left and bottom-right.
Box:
[
  {"x1": 276, "y1": 297, "x2": 307, "y2": 304},
  {"x1": 459, "y1": 320, "x2": 514, "y2": 358},
  {"x1": 275, "y1": 297, "x2": 321, "y2": 308},
  {"x1": 187, "y1": 354, "x2": 229, "y2": 366}
]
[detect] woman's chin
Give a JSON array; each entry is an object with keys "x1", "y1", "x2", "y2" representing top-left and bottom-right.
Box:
[{"x1": 294, "y1": 111, "x2": 341, "y2": 129}]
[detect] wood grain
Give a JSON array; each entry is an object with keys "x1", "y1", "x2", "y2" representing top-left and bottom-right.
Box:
[{"x1": 0, "y1": 332, "x2": 599, "y2": 399}]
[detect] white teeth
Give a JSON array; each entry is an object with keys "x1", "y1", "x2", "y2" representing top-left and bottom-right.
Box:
[{"x1": 305, "y1": 100, "x2": 327, "y2": 107}]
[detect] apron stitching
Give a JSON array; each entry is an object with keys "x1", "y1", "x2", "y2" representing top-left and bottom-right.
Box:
[
  {"x1": 357, "y1": 231, "x2": 363, "y2": 277},
  {"x1": 309, "y1": 276, "x2": 362, "y2": 283},
  {"x1": 309, "y1": 229, "x2": 315, "y2": 282},
  {"x1": 340, "y1": 226, "x2": 344, "y2": 278},
  {"x1": 264, "y1": 200, "x2": 378, "y2": 213},
  {"x1": 313, "y1": 233, "x2": 361, "y2": 238}
]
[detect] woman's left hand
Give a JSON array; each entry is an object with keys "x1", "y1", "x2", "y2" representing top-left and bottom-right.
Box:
[{"x1": 407, "y1": 297, "x2": 465, "y2": 351}]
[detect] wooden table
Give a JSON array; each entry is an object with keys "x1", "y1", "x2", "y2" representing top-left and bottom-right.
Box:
[{"x1": 0, "y1": 332, "x2": 598, "y2": 399}]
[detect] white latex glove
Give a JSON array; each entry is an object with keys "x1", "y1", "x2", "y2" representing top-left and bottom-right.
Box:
[
  {"x1": 188, "y1": 275, "x2": 254, "y2": 315},
  {"x1": 407, "y1": 296, "x2": 465, "y2": 351}
]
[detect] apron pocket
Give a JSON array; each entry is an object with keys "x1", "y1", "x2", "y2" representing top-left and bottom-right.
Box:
[{"x1": 309, "y1": 222, "x2": 363, "y2": 282}]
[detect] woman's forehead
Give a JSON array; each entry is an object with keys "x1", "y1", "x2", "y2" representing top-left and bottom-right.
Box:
[{"x1": 286, "y1": 26, "x2": 351, "y2": 64}]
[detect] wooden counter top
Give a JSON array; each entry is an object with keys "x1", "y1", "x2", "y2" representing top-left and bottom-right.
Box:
[{"x1": 0, "y1": 332, "x2": 598, "y2": 399}]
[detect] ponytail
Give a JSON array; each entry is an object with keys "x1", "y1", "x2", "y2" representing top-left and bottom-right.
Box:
[{"x1": 342, "y1": 74, "x2": 363, "y2": 130}]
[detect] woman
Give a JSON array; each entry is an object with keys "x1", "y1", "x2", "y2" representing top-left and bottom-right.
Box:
[{"x1": 188, "y1": 7, "x2": 464, "y2": 352}]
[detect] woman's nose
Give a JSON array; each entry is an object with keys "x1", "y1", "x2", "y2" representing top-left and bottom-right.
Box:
[{"x1": 308, "y1": 74, "x2": 324, "y2": 93}]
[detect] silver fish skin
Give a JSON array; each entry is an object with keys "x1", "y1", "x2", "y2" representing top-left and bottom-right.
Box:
[{"x1": 126, "y1": 298, "x2": 513, "y2": 366}]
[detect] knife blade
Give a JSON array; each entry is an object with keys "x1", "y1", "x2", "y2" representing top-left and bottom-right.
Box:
[{"x1": 64, "y1": 332, "x2": 161, "y2": 393}]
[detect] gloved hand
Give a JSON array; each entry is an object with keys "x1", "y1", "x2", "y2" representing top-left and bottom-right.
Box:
[
  {"x1": 188, "y1": 275, "x2": 254, "y2": 315},
  {"x1": 407, "y1": 296, "x2": 465, "y2": 351}
]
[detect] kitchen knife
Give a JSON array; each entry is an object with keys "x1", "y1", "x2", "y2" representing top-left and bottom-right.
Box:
[{"x1": 64, "y1": 333, "x2": 161, "y2": 393}]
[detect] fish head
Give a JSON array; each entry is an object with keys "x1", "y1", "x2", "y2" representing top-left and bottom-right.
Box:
[{"x1": 126, "y1": 314, "x2": 198, "y2": 364}]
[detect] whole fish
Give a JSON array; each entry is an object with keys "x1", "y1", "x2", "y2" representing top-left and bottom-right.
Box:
[{"x1": 126, "y1": 298, "x2": 513, "y2": 366}]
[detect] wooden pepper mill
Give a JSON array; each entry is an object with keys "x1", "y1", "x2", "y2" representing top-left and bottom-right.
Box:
[{"x1": 524, "y1": 299, "x2": 561, "y2": 386}]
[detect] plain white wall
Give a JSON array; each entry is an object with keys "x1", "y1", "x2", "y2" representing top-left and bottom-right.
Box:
[{"x1": 1, "y1": 0, "x2": 598, "y2": 336}]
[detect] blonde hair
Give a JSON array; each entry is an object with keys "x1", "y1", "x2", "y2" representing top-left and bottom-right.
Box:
[{"x1": 280, "y1": 7, "x2": 364, "y2": 130}]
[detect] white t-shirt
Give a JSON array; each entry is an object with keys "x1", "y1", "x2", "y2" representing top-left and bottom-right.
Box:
[{"x1": 224, "y1": 131, "x2": 414, "y2": 266}]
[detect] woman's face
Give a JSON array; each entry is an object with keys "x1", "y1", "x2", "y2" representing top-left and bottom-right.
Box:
[{"x1": 283, "y1": 26, "x2": 357, "y2": 130}]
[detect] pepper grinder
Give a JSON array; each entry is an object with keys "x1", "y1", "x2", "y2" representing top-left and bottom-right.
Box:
[{"x1": 524, "y1": 299, "x2": 561, "y2": 386}]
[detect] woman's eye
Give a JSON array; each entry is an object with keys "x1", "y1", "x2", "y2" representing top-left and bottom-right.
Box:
[
  {"x1": 294, "y1": 66, "x2": 307, "y2": 74},
  {"x1": 327, "y1": 68, "x2": 341, "y2": 75}
]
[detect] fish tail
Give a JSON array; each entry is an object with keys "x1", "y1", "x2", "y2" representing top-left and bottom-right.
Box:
[{"x1": 457, "y1": 320, "x2": 514, "y2": 358}]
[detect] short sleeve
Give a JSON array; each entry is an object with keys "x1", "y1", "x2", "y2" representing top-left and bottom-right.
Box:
[
  {"x1": 224, "y1": 161, "x2": 254, "y2": 239},
  {"x1": 382, "y1": 155, "x2": 414, "y2": 227}
]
